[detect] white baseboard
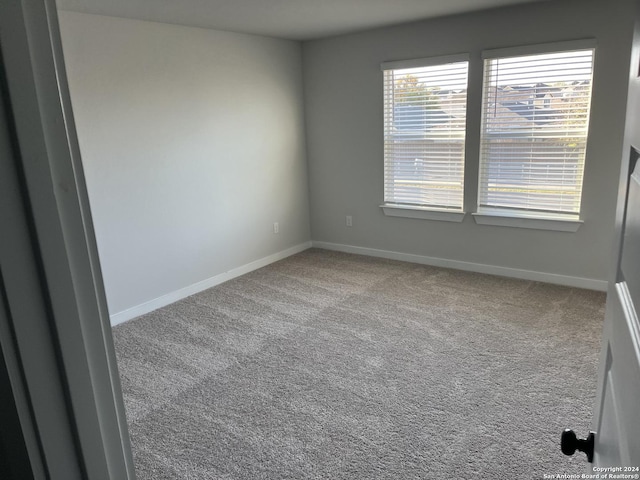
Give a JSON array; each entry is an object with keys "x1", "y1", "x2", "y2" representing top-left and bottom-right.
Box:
[
  {"x1": 111, "y1": 239, "x2": 607, "y2": 325},
  {"x1": 312, "y1": 241, "x2": 608, "y2": 292},
  {"x1": 110, "y1": 241, "x2": 313, "y2": 326}
]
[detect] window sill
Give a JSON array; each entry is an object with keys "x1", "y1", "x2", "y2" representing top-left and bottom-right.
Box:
[
  {"x1": 472, "y1": 210, "x2": 582, "y2": 232},
  {"x1": 381, "y1": 204, "x2": 465, "y2": 222}
]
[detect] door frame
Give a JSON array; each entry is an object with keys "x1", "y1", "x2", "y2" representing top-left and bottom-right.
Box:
[{"x1": 0, "y1": 0, "x2": 134, "y2": 478}]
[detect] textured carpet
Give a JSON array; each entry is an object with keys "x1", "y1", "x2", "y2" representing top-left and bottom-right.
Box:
[{"x1": 112, "y1": 248, "x2": 605, "y2": 479}]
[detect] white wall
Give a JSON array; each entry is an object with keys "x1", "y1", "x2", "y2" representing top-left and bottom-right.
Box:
[
  {"x1": 303, "y1": 0, "x2": 636, "y2": 284},
  {"x1": 58, "y1": 12, "x2": 310, "y2": 319}
]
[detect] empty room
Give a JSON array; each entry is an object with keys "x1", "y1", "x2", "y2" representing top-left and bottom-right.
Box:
[{"x1": 1, "y1": 0, "x2": 639, "y2": 478}]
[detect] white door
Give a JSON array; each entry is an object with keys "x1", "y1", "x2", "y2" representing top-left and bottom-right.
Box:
[
  {"x1": 590, "y1": 155, "x2": 640, "y2": 469},
  {"x1": 584, "y1": 9, "x2": 640, "y2": 470}
]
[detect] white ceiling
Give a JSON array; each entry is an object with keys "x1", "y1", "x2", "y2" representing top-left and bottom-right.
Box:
[{"x1": 56, "y1": 0, "x2": 553, "y2": 41}]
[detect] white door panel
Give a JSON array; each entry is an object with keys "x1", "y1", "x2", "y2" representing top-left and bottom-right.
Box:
[
  {"x1": 621, "y1": 168, "x2": 640, "y2": 306},
  {"x1": 594, "y1": 282, "x2": 640, "y2": 467}
]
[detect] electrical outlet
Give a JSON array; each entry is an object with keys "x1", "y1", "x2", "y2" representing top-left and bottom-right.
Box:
[
  {"x1": 273, "y1": 222, "x2": 279, "y2": 234},
  {"x1": 346, "y1": 216, "x2": 353, "y2": 227}
]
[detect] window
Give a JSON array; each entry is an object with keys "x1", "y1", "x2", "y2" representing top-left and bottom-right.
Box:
[
  {"x1": 477, "y1": 45, "x2": 595, "y2": 223},
  {"x1": 381, "y1": 55, "x2": 469, "y2": 220}
]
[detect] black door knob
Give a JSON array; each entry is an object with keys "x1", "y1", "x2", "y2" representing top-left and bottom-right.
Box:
[{"x1": 561, "y1": 429, "x2": 595, "y2": 463}]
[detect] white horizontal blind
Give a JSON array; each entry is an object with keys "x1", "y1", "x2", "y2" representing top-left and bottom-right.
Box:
[
  {"x1": 478, "y1": 49, "x2": 594, "y2": 218},
  {"x1": 383, "y1": 60, "x2": 468, "y2": 210}
]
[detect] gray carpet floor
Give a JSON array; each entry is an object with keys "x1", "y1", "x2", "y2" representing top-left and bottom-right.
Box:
[{"x1": 112, "y1": 248, "x2": 605, "y2": 479}]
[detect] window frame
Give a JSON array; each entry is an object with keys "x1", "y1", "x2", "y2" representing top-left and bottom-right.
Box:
[
  {"x1": 474, "y1": 40, "x2": 597, "y2": 231},
  {"x1": 380, "y1": 53, "x2": 470, "y2": 222}
]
